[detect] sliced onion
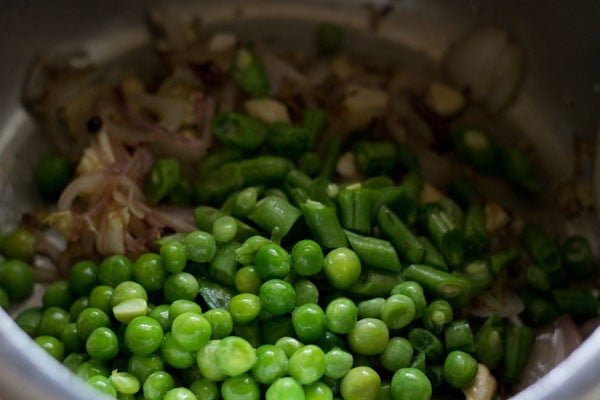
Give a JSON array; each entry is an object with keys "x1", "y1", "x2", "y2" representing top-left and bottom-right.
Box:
[
  {"x1": 469, "y1": 289, "x2": 525, "y2": 318},
  {"x1": 517, "y1": 315, "x2": 583, "y2": 390}
]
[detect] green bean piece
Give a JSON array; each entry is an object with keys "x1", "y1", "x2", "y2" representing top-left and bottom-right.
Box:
[
  {"x1": 248, "y1": 196, "x2": 302, "y2": 240},
  {"x1": 197, "y1": 147, "x2": 245, "y2": 177},
  {"x1": 350, "y1": 270, "x2": 402, "y2": 298},
  {"x1": 403, "y1": 264, "x2": 471, "y2": 303},
  {"x1": 562, "y1": 235, "x2": 595, "y2": 280},
  {"x1": 362, "y1": 176, "x2": 394, "y2": 189},
  {"x1": 452, "y1": 127, "x2": 499, "y2": 175},
  {"x1": 417, "y1": 236, "x2": 448, "y2": 271},
  {"x1": 371, "y1": 185, "x2": 418, "y2": 228},
  {"x1": 210, "y1": 243, "x2": 241, "y2": 287},
  {"x1": 489, "y1": 246, "x2": 520, "y2": 275},
  {"x1": 348, "y1": 318, "x2": 389, "y2": 356},
  {"x1": 419, "y1": 203, "x2": 464, "y2": 268},
  {"x1": 340, "y1": 366, "x2": 381, "y2": 400},
  {"x1": 168, "y1": 179, "x2": 193, "y2": 206},
  {"x1": 357, "y1": 298, "x2": 385, "y2": 319},
  {"x1": 391, "y1": 281, "x2": 427, "y2": 319},
  {"x1": 319, "y1": 136, "x2": 342, "y2": 179},
  {"x1": 267, "y1": 122, "x2": 308, "y2": 158},
  {"x1": 462, "y1": 259, "x2": 493, "y2": 296},
  {"x1": 211, "y1": 112, "x2": 267, "y2": 150},
  {"x1": 377, "y1": 205, "x2": 425, "y2": 264},
  {"x1": 444, "y1": 320, "x2": 475, "y2": 353},
  {"x1": 286, "y1": 168, "x2": 313, "y2": 191},
  {"x1": 232, "y1": 47, "x2": 270, "y2": 97},
  {"x1": 520, "y1": 223, "x2": 561, "y2": 273},
  {"x1": 232, "y1": 187, "x2": 260, "y2": 218},
  {"x1": 337, "y1": 188, "x2": 373, "y2": 235},
  {"x1": 380, "y1": 337, "x2": 414, "y2": 372},
  {"x1": 301, "y1": 200, "x2": 348, "y2": 249},
  {"x1": 34, "y1": 154, "x2": 73, "y2": 199},
  {"x1": 195, "y1": 162, "x2": 242, "y2": 205},
  {"x1": 391, "y1": 368, "x2": 432, "y2": 400},
  {"x1": 239, "y1": 155, "x2": 293, "y2": 186},
  {"x1": 443, "y1": 350, "x2": 478, "y2": 389},
  {"x1": 464, "y1": 204, "x2": 487, "y2": 256},
  {"x1": 503, "y1": 325, "x2": 536, "y2": 383},
  {"x1": 198, "y1": 279, "x2": 236, "y2": 310},
  {"x1": 447, "y1": 177, "x2": 482, "y2": 207},
  {"x1": 235, "y1": 235, "x2": 272, "y2": 266},
  {"x1": 519, "y1": 290, "x2": 559, "y2": 326},
  {"x1": 297, "y1": 151, "x2": 323, "y2": 177},
  {"x1": 497, "y1": 146, "x2": 539, "y2": 192},
  {"x1": 474, "y1": 316, "x2": 505, "y2": 370},
  {"x1": 315, "y1": 23, "x2": 343, "y2": 55},
  {"x1": 353, "y1": 141, "x2": 398, "y2": 176},
  {"x1": 408, "y1": 328, "x2": 444, "y2": 362},
  {"x1": 553, "y1": 289, "x2": 599, "y2": 319},
  {"x1": 145, "y1": 158, "x2": 181, "y2": 205},
  {"x1": 302, "y1": 108, "x2": 329, "y2": 149},
  {"x1": 344, "y1": 230, "x2": 402, "y2": 273},
  {"x1": 526, "y1": 265, "x2": 552, "y2": 291}
]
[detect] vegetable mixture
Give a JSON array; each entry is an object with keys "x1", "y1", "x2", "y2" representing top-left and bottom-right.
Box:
[{"x1": 1, "y1": 12, "x2": 597, "y2": 400}]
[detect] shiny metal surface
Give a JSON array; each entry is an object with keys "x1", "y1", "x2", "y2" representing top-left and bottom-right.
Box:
[{"x1": 0, "y1": 1, "x2": 598, "y2": 399}]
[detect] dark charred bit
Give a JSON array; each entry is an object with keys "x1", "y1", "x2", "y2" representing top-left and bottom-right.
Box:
[
  {"x1": 409, "y1": 92, "x2": 453, "y2": 152},
  {"x1": 190, "y1": 62, "x2": 229, "y2": 90},
  {"x1": 86, "y1": 116, "x2": 103, "y2": 134}
]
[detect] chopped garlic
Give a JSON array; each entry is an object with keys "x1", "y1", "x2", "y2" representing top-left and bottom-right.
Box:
[
  {"x1": 463, "y1": 364, "x2": 497, "y2": 400},
  {"x1": 485, "y1": 200, "x2": 510, "y2": 233},
  {"x1": 338, "y1": 84, "x2": 389, "y2": 133},
  {"x1": 425, "y1": 81, "x2": 465, "y2": 117},
  {"x1": 208, "y1": 32, "x2": 238, "y2": 53},
  {"x1": 420, "y1": 183, "x2": 444, "y2": 203},
  {"x1": 336, "y1": 151, "x2": 360, "y2": 180},
  {"x1": 244, "y1": 98, "x2": 291, "y2": 124}
]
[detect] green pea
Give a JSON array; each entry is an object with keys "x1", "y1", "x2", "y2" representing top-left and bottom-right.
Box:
[
  {"x1": 165, "y1": 387, "x2": 198, "y2": 400},
  {"x1": 69, "y1": 260, "x2": 98, "y2": 296},
  {"x1": 2, "y1": 228, "x2": 36, "y2": 262},
  {"x1": 63, "y1": 353, "x2": 89, "y2": 372},
  {"x1": 221, "y1": 374, "x2": 260, "y2": 400},
  {"x1": 443, "y1": 350, "x2": 478, "y2": 389},
  {"x1": 252, "y1": 344, "x2": 288, "y2": 385},
  {"x1": 169, "y1": 299, "x2": 202, "y2": 323},
  {"x1": 0, "y1": 259, "x2": 33, "y2": 300},
  {"x1": 113, "y1": 298, "x2": 149, "y2": 324},
  {"x1": 133, "y1": 253, "x2": 166, "y2": 292},
  {"x1": 348, "y1": 318, "x2": 389, "y2": 355},
  {"x1": 291, "y1": 239, "x2": 324, "y2": 276},
  {"x1": 61, "y1": 322, "x2": 85, "y2": 354},
  {"x1": 37, "y1": 306, "x2": 69, "y2": 338},
  {"x1": 109, "y1": 371, "x2": 141, "y2": 395},
  {"x1": 164, "y1": 272, "x2": 200, "y2": 302},
  {"x1": 213, "y1": 216, "x2": 238, "y2": 243},
  {"x1": 295, "y1": 279, "x2": 319, "y2": 306},
  {"x1": 266, "y1": 377, "x2": 304, "y2": 400},
  {"x1": 340, "y1": 366, "x2": 381, "y2": 400},
  {"x1": 86, "y1": 327, "x2": 120, "y2": 361},
  {"x1": 304, "y1": 381, "x2": 333, "y2": 400},
  {"x1": 15, "y1": 307, "x2": 42, "y2": 337},
  {"x1": 381, "y1": 294, "x2": 416, "y2": 330},
  {"x1": 259, "y1": 279, "x2": 296, "y2": 316},
  {"x1": 87, "y1": 375, "x2": 117, "y2": 397},
  {"x1": 229, "y1": 293, "x2": 262, "y2": 325},
  {"x1": 161, "y1": 332, "x2": 197, "y2": 369},
  {"x1": 128, "y1": 353, "x2": 164, "y2": 384},
  {"x1": 275, "y1": 336, "x2": 303, "y2": 358},
  {"x1": 216, "y1": 336, "x2": 257, "y2": 376},
  {"x1": 88, "y1": 285, "x2": 114, "y2": 314},
  {"x1": 34, "y1": 335, "x2": 64, "y2": 361},
  {"x1": 196, "y1": 340, "x2": 227, "y2": 382},
  {"x1": 325, "y1": 297, "x2": 358, "y2": 334},
  {"x1": 143, "y1": 371, "x2": 175, "y2": 400},
  {"x1": 234, "y1": 265, "x2": 262, "y2": 294},
  {"x1": 323, "y1": 247, "x2": 361, "y2": 289},
  {"x1": 391, "y1": 368, "x2": 432, "y2": 400},
  {"x1": 171, "y1": 312, "x2": 212, "y2": 351},
  {"x1": 159, "y1": 241, "x2": 186, "y2": 274},
  {"x1": 292, "y1": 303, "x2": 327, "y2": 343},
  {"x1": 34, "y1": 154, "x2": 73, "y2": 199},
  {"x1": 190, "y1": 378, "x2": 220, "y2": 400},
  {"x1": 380, "y1": 337, "x2": 414, "y2": 372},
  {"x1": 125, "y1": 316, "x2": 164, "y2": 356},
  {"x1": 185, "y1": 231, "x2": 217, "y2": 263},
  {"x1": 255, "y1": 243, "x2": 291, "y2": 280},
  {"x1": 76, "y1": 359, "x2": 110, "y2": 381},
  {"x1": 149, "y1": 304, "x2": 171, "y2": 332},
  {"x1": 288, "y1": 344, "x2": 326, "y2": 385},
  {"x1": 77, "y1": 307, "x2": 110, "y2": 340},
  {"x1": 98, "y1": 255, "x2": 133, "y2": 287},
  {"x1": 203, "y1": 308, "x2": 233, "y2": 339},
  {"x1": 69, "y1": 296, "x2": 89, "y2": 321},
  {"x1": 111, "y1": 281, "x2": 148, "y2": 306},
  {"x1": 324, "y1": 347, "x2": 353, "y2": 379}
]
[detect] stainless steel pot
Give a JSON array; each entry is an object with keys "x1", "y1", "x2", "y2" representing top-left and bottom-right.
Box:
[{"x1": 0, "y1": 1, "x2": 598, "y2": 399}]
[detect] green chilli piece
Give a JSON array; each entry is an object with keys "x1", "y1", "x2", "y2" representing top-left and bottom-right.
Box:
[
  {"x1": 211, "y1": 112, "x2": 267, "y2": 150},
  {"x1": 232, "y1": 47, "x2": 270, "y2": 97},
  {"x1": 144, "y1": 158, "x2": 181, "y2": 205},
  {"x1": 344, "y1": 230, "x2": 402, "y2": 273}
]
